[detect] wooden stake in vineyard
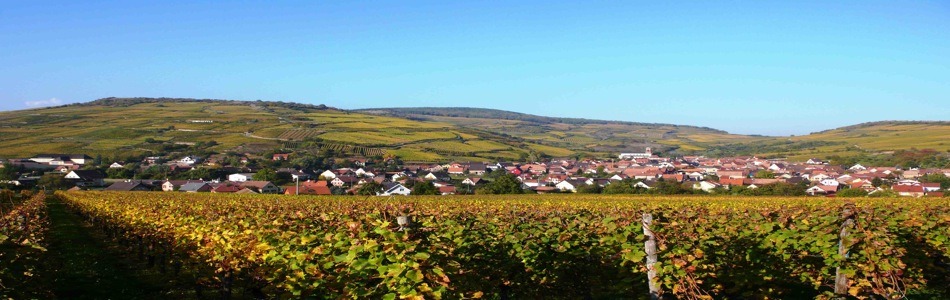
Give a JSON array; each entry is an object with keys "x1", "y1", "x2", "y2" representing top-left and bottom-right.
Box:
[
  {"x1": 643, "y1": 213, "x2": 661, "y2": 300},
  {"x1": 835, "y1": 203, "x2": 856, "y2": 296}
]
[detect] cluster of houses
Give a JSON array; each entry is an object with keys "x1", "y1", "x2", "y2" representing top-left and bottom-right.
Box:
[{"x1": 2, "y1": 152, "x2": 948, "y2": 197}]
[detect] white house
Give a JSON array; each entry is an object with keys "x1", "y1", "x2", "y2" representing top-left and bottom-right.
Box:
[
  {"x1": 228, "y1": 173, "x2": 255, "y2": 182},
  {"x1": 619, "y1": 147, "x2": 652, "y2": 160},
  {"x1": 64, "y1": 170, "x2": 105, "y2": 187},
  {"x1": 179, "y1": 156, "x2": 201, "y2": 165},
  {"x1": 692, "y1": 181, "x2": 721, "y2": 192},
  {"x1": 849, "y1": 164, "x2": 867, "y2": 171},
  {"x1": 379, "y1": 183, "x2": 411, "y2": 196},
  {"x1": 319, "y1": 170, "x2": 337, "y2": 180},
  {"x1": 555, "y1": 180, "x2": 584, "y2": 192},
  {"x1": 819, "y1": 179, "x2": 840, "y2": 187},
  {"x1": 109, "y1": 162, "x2": 125, "y2": 169}
]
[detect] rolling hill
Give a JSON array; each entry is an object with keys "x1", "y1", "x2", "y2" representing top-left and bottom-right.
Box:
[
  {"x1": 0, "y1": 98, "x2": 947, "y2": 163},
  {"x1": 356, "y1": 107, "x2": 756, "y2": 154}
]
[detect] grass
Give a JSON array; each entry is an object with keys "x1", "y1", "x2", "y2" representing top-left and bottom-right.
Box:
[{"x1": 45, "y1": 198, "x2": 194, "y2": 299}]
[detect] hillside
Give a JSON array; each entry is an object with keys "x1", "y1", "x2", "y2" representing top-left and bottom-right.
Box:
[
  {"x1": 0, "y1": 98, "x2": 580, "y2": 162},
  {"x1": 701, "y1": 121, "x2": 950, "y2": 161},
  {"x1": 357, "y1": 107, "x2": 756, "y2": 154},
  {"x1": 1, "y1": 99, "x2": 947, "y2": 163}
]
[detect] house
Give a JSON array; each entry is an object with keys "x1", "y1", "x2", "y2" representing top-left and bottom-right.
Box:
[
  {"x1": 212, "y1": 183, "x2": 243, "y2": 193},
  {"x1": 438, "y1": 185, "x2": 457, "y2": 195},
  {"x1": 235, "y1": 188, "x2": 258, "y2": 194},
  {"x1": 447, "y1": 163, "x2": 467, "y2": 175},
  {"x1": 468, "y1": 163, "x2": 487, "y2": 175},
  {"x1": 240, "y1": 181, "x2": 281, "y2": 194},
  {"x1": 806, "y1": 185, "x2": 838, "y2": 196},
  {"x1": 104, "y1": 180, "x2": 153, "y2": 192},
  {"x1": 462, "y1": 177, "x2": 483, "y2": 186},
  {"x1": 849, "y1": 164, "x2": 867, "y2": 171},
  {"x1": 379, "y1": 183, "x2": 411, "y2": 196},
  {"x1": 555, "y1": 179, "x2": 588, "y2": 192},
  {"x1": 180, "y1": 182, "x2": 212, "y2": 193},
  {"x1": 30, "y1": 154, "x2": 91, "y2": 165},
  {"x1": 354, "y1": 168, "x2": 376, "y2": 178},
  {"x1": 920, "y1": 183, "x2": 941, "y2": 193},
  {"x1": 806, "y1": 158, "x2": 825, "y2": 165},
  {"x1": 319, "y1": 170, "x2": 337, "y2": 180},
  {"x1": 228, "y1": 173, "x2": 255, "y2": 182},
  {"x1": 284, "y1": 180, "x2": 332, "y2": 195},
  {"x1": 893, "y1": 185, "x2": 925, "y2": 197},
  {"x1": 272, "y1": 153, "x2": 290, "y2": 161},
  {"x1": 692, "y1": 181, "x2": 721, "y2": 192},
  {"x1": 619, "y1": 147, "x2": 652, "y2": 159},
  {"x1": 162, "y1": 180, "x2": 204, "y2": 192},
  {"x1": 109, "y1": 162, "x2": 125, "y2": 169},
  {"x1": 64, "y1": 170, "x2": 105, "y2": 187},
  {"x1": 178, "y1": 156, "x2": 201, "y2": 165},
  {"x1": 331, "y1": 176, "x2": 359, "y2": 188}
]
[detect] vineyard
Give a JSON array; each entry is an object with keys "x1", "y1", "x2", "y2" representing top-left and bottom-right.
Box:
[
  {"x1": 52, "y1": 192, "x2": 949, "y2": 299},
  {"x1": 0, "y1": 191, "x2": 50, "y2": 298}
]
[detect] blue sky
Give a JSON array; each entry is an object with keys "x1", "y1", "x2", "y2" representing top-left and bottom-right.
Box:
[{"x1": 1, "y1": 1, "x2": 947, "y2": 135}]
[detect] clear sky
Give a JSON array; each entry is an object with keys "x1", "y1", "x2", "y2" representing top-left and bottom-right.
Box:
[{"x1": 2, "y1": 1, "x2": 948, "y2": 136}]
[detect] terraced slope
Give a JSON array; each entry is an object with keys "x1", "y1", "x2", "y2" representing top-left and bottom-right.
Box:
[
  {"x1": 0, "y1": 98, "x2": 575, "y2": 162},
  {"x1": 356, "y1": 107, "x2": 758, "y2": 154}
]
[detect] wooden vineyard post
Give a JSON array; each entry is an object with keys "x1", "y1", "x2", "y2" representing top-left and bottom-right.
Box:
[
  {"x1": 835, "y1": 204, "x2": 856, "y2": 296},
  {"x1": 643, "y1": 213, "x2": 661, "y2": 300}
]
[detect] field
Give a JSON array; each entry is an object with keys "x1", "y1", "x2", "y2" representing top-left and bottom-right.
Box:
[
  {"x1": 1, "y1": 99, "x2": 947, "y2": 163},
  {"x1": 45, "y1": 192, "x2": 950, "y2": 299},
  {"x1": 0, "y1": 99, "x2": 579, "y2": 162},
  {"x1": 358, "y1": 108, "x2": 760, "y2": 155}
]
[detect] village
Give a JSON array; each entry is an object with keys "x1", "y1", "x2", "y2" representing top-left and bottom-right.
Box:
[{"x1": 1, "y1": 147, "x2": 947, "y2": 198}]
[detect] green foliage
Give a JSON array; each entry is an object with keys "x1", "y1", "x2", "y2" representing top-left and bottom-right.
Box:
[
  {"x1": 754, "y1": 170, "x2": 776, "y2": 179},
  {"x1": 576, "y1": 184, "x2": 603, "y2": 194},
  {"x1": 253, "y1": 169, "x2": 277, "y2": 182},
  {"x1": 919, "y1": 173, "x2": 950, "y2": 190},
  {"x1": 837, "y1": 188, "x2": 868, "y2": 197},
  {"x1": 603, "y1": 179, "x2": 639, "y2": 194},
  {"x1": 356, "y1": 181, "x2": 384, "y2": 196},
  {"x1": 476, "y1": 173, "x2": 524, "y2": 194},
  {"x1": 37, "y1": 174, "x2": 72, "y2": 190},
  {"x1": 0, "y1": 162, "x2": 18, "y2": 181},
  {"x1": 410, "y1": 181, "x2": 439, "y2": 195},
  {"x1": 871, "y1": 177, "x2": 884, "y2": 188}
]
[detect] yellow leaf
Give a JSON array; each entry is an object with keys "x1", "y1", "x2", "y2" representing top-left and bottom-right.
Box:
[{"x1": 849, "y1": 286, "x2": 860, "y2": 296}]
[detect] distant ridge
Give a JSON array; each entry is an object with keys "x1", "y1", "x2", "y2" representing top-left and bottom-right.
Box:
[
  {"x1": 814, "y1": 120, "x2": 950, "y2": 134},
  {"x1": 76, "y1": 97, "x2": 335, "y2": 111},
  {"x1": 356, "y1": 107, "x2": 729, "y2": 133}
]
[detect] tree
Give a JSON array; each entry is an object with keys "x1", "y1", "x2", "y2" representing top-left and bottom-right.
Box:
[
  {"x1": 356, "y1": 181, "x2": 383, "y2": 196},
  {"x1": 603, "y1": 179, "x2": 637, "y2": 194},
  {"x1": 871, "y1": 177, "x2": 884, "y2": 188},
  {"x1": 411, "y1": 181, "x2": 439, "y2": 195},
  {"x1": 919, "y1": 173, "x2": 950, "y2": 190},
  {"x1": 106, "y1": 167, "x2": 134, "y2": 179},
  {"x1": 0, "y1": 162, "x2": 17, "y2": 181},
  {"x1": 837, "y1": 188, "x2": 868, "y2": 197},
  {"x1": 477, "y1": 173, "x2": 524, "y2": 194},
  {"x1": 38, "y1": 173, "x2": 72, "y2": 190},
  {"x1": 754, "y1": 170, "x2": 776, "y2": 179},
  {"x1": 576, "y1": 184, "x2": 603, "y2": 194},
  {"x1": 253, "y1": 169, "x2": 278, "y2": 182}
]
